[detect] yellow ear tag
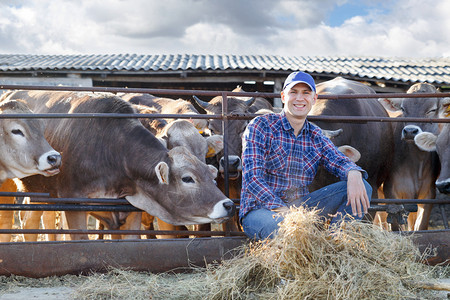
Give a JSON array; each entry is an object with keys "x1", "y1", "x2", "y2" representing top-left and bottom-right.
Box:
[{"x1": 205, "y1": 146, "x2": 216, "y2": 158}]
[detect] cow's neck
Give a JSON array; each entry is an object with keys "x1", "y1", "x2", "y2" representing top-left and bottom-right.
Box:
[
  {"x1": 398, "y1": 142, "x2": 438, "y2": 186},
  {"x1": 123, "y1": 126, "x2": 170, "y2": 178}
]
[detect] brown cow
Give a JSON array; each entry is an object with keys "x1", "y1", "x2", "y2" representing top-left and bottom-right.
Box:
[
  {"x1": 121, "y1": 93, "x2": 208, "y2": 133},
  {"x1": 157, "y1": 119, "x2": 223, "y2": 163},
  {"x1": 415, "y1": 123, "x2": 449, "y2": 194},
  {"x1": 141, "y1": 118, "x2": 224, "y2": 239},
  {"x1": 0, "y1": 98, "x2": 62, "y2": 242},
  {"x1": 414, "y1": 97, "x2": 450, "y2": 194},
  {"x1": 193, "y1": 89, "x2": 274, "y2": 232},
  {"x1": 193, "y1": 87, "x2": 274, "y2": 178},
  {"x1": 6, "y1": 91, "x2": 235, "y2": 240},
  {"x1": 0, "y1": 179, "x2": 17, "y2": 242},
  {"x1": 308, "y1": 77, "x2": 394, "y2": 199},
  {"x1": 0, "y1": 99, "x2": 61, "y2": 181},
  {"x1": 131, "y1": 104, "x2": 168, "y2": 136},
  {"x1": 379, "y1": 83, "x2": 442, "y2": 230}
]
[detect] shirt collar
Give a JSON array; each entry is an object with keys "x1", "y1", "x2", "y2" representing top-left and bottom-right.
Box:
[{"x1": 279, "y1": 110, "x2": 311, "y2": 134}]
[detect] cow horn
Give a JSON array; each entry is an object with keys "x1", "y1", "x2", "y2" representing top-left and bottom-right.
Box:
[
  {"x1": 323, "y1": 128, "x2": 343, "y2": 139},
  {"x1": 193, "y1": 95, "x2": 209, "y2": 109},
  {"x1": 243, "y1": 97, "x2": 256, "y2": 107}
]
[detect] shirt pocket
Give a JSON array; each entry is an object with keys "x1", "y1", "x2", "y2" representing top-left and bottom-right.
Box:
[
  {"x1": 265, "y1": 142, "x2": 287, "y2": 174},
  {"x1": 303, "y1": 149, "x2": 321, "y2": 178}
]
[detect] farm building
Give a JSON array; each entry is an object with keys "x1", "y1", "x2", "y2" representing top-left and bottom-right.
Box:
[{"x1": 0, "y1": 54, "x2": 449, "y2": 104}]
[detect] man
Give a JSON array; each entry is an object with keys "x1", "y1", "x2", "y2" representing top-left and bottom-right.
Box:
[{"x1": 240, "y1": 71, "x2": 372, "y2": 240}]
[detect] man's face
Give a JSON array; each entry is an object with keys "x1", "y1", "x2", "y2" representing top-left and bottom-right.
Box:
[{"x1": 281, "y1": 82, "x2": 317, "y2": 121}]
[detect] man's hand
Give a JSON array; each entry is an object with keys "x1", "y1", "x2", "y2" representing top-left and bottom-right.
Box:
[{"x1": 346, "y1": 170, "x2": 370, "y2": 218}]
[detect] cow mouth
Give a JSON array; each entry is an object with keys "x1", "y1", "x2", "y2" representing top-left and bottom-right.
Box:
[
  {"x1": 43, "y1": 167, "x2": 60, "y2": 176},
  {"x1": 220, "y1": 171, "x2": 241, "y2": 180}
]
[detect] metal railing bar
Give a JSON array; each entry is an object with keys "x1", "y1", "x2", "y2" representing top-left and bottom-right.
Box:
[
  {"x1": 0, "y1": 192, "x2": 50, "y2": 198},
  {"x1": 0, "y1": 229, "x2": 247, "y2": 237},
  {"x1": 0, "y1": 113, "x2": 448, "y2": 123},
  {"x1": 0, "y1": 84, "x2": 279, "y2": 98},
  {"x1": 0, "y1": 195, "x2": 446, "y2": 208},
  {"x1": 369, "y1": 204, "x2": 417, "y2": 212},
  {"x1": 439, "y1": 204, "x2": 449, "y2": 229},
  {"x1": 28, "y1": 198, "x2": 130, "y2": 204},
  {"x1": 0, "y1": 198, "x2": 446, "y2": 212},
  {"x1": 1, "y1": 84, "x2": 450, "y2": 99},
  {"x1": 228, "y1": 198, "x2": 449, "y2": 205},
  {"x1": 0, "y1": 204, "x2": 139, "y2": 212},
  {"x1": 371, "y1": 199, "x2": 450, "y2": 204}
]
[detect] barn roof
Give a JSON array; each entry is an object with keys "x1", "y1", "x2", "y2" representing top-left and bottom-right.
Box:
[{"x1": 0, "y1": 54, "x2": 449, "y2": 86}]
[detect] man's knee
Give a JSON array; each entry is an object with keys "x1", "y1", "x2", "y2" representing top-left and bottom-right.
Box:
[{"x1": 242, "y1": 209, "x2": 282, "y2": 241}]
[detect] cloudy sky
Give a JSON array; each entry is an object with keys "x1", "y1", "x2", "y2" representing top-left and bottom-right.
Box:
[{"x1": 0, "y1": 0, "x2": 448, "y2": 58}]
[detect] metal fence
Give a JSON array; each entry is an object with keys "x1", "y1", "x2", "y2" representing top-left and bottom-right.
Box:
[{"x1": 0, "y1": 84, "x2": 449, "y2": 240}]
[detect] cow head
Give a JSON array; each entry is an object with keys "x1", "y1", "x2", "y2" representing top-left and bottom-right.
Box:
[
  {"x1": 126, "y1": 146, "x2": 235, "y2": 225},
  {"x1": 194, "y1": 88, "x2": 275, "y2": 179},
  {"x1": 132, "y1": 104, "x2": 168, "y2": 136},
  {"x1": 193, "y1": 94, "x2": 256, "y2": 178},
  {"x1": 414, "y1": 97, "x2": 449, "y2": 195},
  {"x1": 0, "y1": 100, "x2": 61, "y2": 181},
  {"x1": 379, "y1": 83, "x2": 441, "y2": 143},
  {"x1": 414, "y1": 125, "x2": 449, "y2": 194},
  {"x1": 157, "y1": 119, "x2": 223, "y2": 163},
  {"x1": 123, "y1": 93, "x2": 208, "y2": 134}
]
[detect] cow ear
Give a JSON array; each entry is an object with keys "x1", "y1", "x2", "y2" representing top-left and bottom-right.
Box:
[
  {"x1": 208, "y1": 165, "x2": 218, "y2": 179},
  {"x1": 338, "y1": 145, "x2": 361, "y2": 162},
  {"x1": 155, "y1": 162, "x2": 169, "y2": 184},
  {"x1": 205, "y1": 135, "x2": 224, "y2": 158},
  {"x1": 414, "y1": 132, "x2": 437, "y2": 152},
  {"x1": 378, "y1": 98, "x2": 402, "y2": 112}
]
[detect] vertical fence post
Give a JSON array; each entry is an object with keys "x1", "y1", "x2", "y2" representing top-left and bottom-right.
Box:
[{"x1": 221, "y1": 92, "x2": 230, "y2": 197}]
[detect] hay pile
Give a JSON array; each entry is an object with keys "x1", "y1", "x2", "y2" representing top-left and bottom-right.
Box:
[
  {"x1": 199, "y1": 207, "x2": 448, "y2": 299},
  {"x1": 71, "y1": 207, "x2": 448, "y2": 299}
]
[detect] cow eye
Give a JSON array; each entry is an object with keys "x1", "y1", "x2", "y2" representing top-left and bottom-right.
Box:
[
  {"x1": 181, "y1": 176, "x2": 195, "y2": 183},
  {"x1": 426, "y1": 108, "x2": 437, "y2": 115},
  {"x1": 11, "y1": 129, "x2": 24, "y2": 137}
]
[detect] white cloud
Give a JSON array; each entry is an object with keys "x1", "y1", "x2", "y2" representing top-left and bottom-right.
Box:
[{"x1": 0, "y1": 0, "x2": 448, "y2": 57}]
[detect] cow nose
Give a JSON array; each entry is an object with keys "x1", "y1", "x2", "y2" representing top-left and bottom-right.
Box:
[
  {"x1": 223, "y1": 200, "x2": 236, "y2": 216},
  {"x1": 402, "y1": 125, "x2": 421, "y2": 141},
  {"x1": 220, "y1": 156, "x2": 242, "y2": 170},
  {"x1": 436, "y1": 181, "x2": 450, "y2": 194},
  {"x1": 230, "y1": 157, "x2": 240, "y2": 169},
  {"x1": 47, "y1": 153, "x2": 62, "y2": 167}
]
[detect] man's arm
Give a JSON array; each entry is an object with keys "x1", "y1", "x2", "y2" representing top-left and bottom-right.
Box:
[{"x1": 241, "y1": 119, "x2": 287, "y2": 211}]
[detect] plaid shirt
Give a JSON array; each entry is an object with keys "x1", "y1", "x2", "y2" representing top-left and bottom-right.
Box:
[{"x1": 239, "y1": 111, "x2": 367, "y2": 219}]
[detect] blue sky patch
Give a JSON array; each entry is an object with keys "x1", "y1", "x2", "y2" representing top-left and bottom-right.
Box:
[{"x1": 327, "y1": 1, "x2": 393, "y2": 27}]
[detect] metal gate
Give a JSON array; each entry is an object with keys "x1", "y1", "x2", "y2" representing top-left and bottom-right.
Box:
[{"x1": 0, "y1": 84, "x2": 448, "y2": 277}]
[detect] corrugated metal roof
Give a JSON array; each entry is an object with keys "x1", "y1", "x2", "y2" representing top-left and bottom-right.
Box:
[{"x1": 0, "y1": 54, "x2": 449, "y2": 85}]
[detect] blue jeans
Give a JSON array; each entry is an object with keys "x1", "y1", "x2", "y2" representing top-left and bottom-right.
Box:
[{"x1": 241, "y1": 180, "x2": 372, "y2": 240}]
